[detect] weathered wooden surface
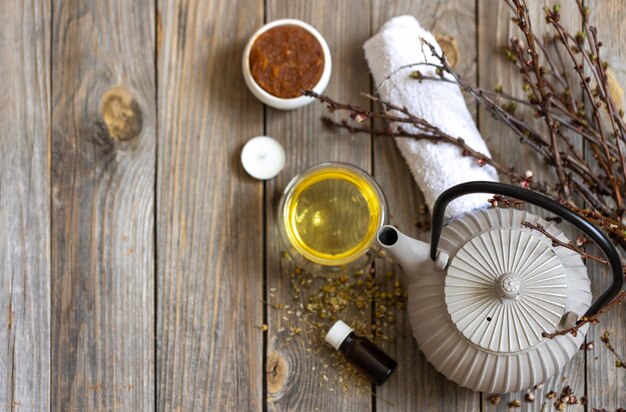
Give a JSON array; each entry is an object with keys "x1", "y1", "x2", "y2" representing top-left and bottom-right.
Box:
[
  {"x1": 50, "y1": 0, "x2": 156, "y2": 410},
  {"x1": 156, "y1": 0, "x2": 264, "y2": 410},
  {"x1": 264, "y1": 1, "x2": 373, "y2": 410},
  {"x1": 478, "y1": 2, "x2": 589, "y2": 411},
  {"x1": 372, "y1": 0, "x2": 480, "y2": 410},
  {"x1": 0, "y1": 0, "x2": 624, "y2": 411},
  {"x1": 586, "y1": 1, "x2": 626, "y2": 410},
  {"x1": 0, "y1": 1, "x2": 50, "y2": 410}
]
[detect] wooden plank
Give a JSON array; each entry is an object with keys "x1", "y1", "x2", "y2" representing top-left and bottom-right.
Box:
[
  {"x1": 156, "y1": 1, "x2": 264, "y2": 410},
  {"x1": 478, "y1": 2, "x2": 588, "y2": 411},
  {"x1": 586, "y1": 257, "x2": 626, "y2": 410},
  {"x1": 585, "y1": 1, "x2": 626, "y2": 409},
  {"x1": 264, "y1": 1, "x2": 373, "y2": 410},
  {"x1": 478, "y1": 0, "x2": 552, "y2": 183},
  {"x1": 50, "y1": 1, "x2": 156, "y2": 410},
  {"x1": 370, "y1": 0, "x2": 480, "y2": 411},
  {"x1": 0, "y1": 1, "x2": 51, "y2": 410}
]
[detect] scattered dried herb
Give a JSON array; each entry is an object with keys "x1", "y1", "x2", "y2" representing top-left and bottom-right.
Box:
[
  {"x1": 264, "y1": 253, "x2": 408, "y2": 396},
  {"x1": 488, "y1": 394, "x2": 501, "y2": 405}
]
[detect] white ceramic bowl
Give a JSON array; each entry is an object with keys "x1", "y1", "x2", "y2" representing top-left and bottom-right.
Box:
[{"x1": 242, "y1": 19, "x2": 332, "y2": 110}]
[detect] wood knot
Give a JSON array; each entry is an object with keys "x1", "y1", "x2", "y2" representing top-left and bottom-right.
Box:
[
  {"x1": 266, "y1": 351, "x2": 288, "y2": 395},
  {"x1": 434, "y1": 33, "x2": 459, "y2": 68},
  {"x1": 606, "y1": 68, "x2": 624, "y2": 115},
  {"x1": 100, "y1": 87, "x2": 143, "y2": 141}
]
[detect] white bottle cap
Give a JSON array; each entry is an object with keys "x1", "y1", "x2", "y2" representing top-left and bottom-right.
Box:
[{"x1": 325, "y1": 320, "x2": 354, "y2": 350}]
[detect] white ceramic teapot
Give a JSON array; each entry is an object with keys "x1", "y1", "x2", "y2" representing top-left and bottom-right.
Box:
[{"x1": 377, "y1": 181, "x2": 624, "y2": 393}]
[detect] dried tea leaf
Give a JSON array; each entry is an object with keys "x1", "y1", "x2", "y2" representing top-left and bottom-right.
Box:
[{"x1": 487, "y1": 394, "x2": 501, "y2": 405}]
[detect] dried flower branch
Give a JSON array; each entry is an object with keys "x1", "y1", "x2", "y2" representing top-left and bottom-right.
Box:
[
  {"x1": 509, "y1": 0, "x2": 571, "y2": 199},
  {"x1": 489, "y1": 194, "x2": 525, "y2": 208},
  {"x1": 304, "y1": 90, "x2": 546, "y2": 192},
  {"x1": 520, "y1": 220, "x2": 607, "y2": 264},
  {"x1": 306, "y1": 0, "x2": 626, "y2": 343},
  {"x1": 567, "y1": 202, "x2": 626, "y2": 245},
  {"x1": 553, "y1": 385, "x2": 584, "y2": 409},
  {"x1": 600, "y1": 330, "x2": 626, "y2": 368},
  {"x1": 542, "y1": 291, "x2": 625, "y2": 339}
]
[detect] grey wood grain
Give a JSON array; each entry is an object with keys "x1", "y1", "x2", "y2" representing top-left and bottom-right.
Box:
[
  {"x1": 50, "y1": 0, "x2": 156, "y2": 409},
  {"x1": 263, "y1": 1, "x2": 373, "y2": 410},
  {"x1": 586, "y1": 261, "x2": 626, "y2": 410},
  {"x1": 156, "y1": 0, "x2": 265, "y2": 410},
  {"x1": 371, "y1": 0, "x2": 480, "y2": 410},
  {"x1": 1, "y1": 0, "x2": 622, "y2": 410},
  {"x1": 478, "y1": 2, "x2": 587, "y2": 411},
  {"x1": 586, "y1": 1, "x2": 626, "y2": 409},
  {"x1": 0, "y1": 1, "x2": 51, "y2": 410}
]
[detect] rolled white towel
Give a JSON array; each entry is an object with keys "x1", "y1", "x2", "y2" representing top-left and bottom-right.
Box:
[{"x1": 364, "y1": 15, "x2": 498, "y2": 219}]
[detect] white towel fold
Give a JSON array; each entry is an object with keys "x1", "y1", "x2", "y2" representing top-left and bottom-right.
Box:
[{"x1": 364, "y1": 16, "x2": 499, "y2": 219}]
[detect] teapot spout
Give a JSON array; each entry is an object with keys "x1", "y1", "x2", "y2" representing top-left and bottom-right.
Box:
[{"x1": 377, "y1": 226, "x2": 433, "y2": 275}]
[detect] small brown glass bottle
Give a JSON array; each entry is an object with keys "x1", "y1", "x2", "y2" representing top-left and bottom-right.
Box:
[{"x1": 325, "y1": 320, "x2": 397, "y2": 385}]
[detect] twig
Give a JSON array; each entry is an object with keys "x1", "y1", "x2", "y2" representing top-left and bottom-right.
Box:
[
  {"x1": 567, "y1": 202, "x2": 626, "y2": 242},
  {"x1": 520, "y1": 220, "x2": 607, "y2": 264},
  {"x1": 543, "y1": 291, "x2": 625, "y2": 338},
  {"x1": 549, "y1": 12, "x2": 624, "y2": 210},
  {"x1": 305, "y1": 90, "x2": 544, "y2": 191},
  {"x1": 510, "y1": 0, "x2": 571, "y2": 199},
  {"x1": 488, "y1": 194, "x2": 524, "y2": 208},
  {"x1": 600, "y1": 330, "x2": 626, "y2": 368}
]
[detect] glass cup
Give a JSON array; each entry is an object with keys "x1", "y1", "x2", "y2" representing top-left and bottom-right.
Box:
[{"x1": 277, "y1": 162, "x2": 388, "y2": 276}]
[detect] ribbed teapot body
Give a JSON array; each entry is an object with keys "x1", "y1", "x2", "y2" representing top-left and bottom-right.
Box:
[{"x1": 407, "y1": 208, "x2": 591, "y2": 393}]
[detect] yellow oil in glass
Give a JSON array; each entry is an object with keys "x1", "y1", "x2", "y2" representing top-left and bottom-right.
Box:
[{"x1": 283, "y1": 167, "x2": 382, "y2": 266}]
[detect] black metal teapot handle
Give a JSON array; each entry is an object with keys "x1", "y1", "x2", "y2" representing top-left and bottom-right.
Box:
[{"x1": 430, "y1": 181, "x2": 624, "y2": 319}]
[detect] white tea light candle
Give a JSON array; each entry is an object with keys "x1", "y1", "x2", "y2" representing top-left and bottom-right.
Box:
[{"x1": 240, "y1": 136, "x2": 286, "y2": 180}]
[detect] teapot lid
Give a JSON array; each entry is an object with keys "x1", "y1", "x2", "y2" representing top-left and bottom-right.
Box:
[{"x1": 445, "y1": 227, "x2": 567, "y2": 352}]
